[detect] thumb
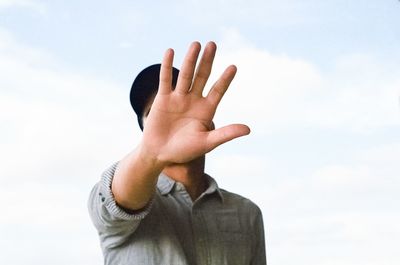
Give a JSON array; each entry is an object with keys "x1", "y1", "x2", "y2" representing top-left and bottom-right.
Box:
[{"x1": 205, "y1": 124, "x2": 251, "y2": 152}]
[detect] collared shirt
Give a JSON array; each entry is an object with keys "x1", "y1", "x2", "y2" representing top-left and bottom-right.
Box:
[{"x1": 88, "y1": 163, "x2": 266, "y2": 265}]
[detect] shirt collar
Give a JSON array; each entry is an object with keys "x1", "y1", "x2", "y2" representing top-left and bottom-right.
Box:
[
  {"x1": 203, "y1": 173, "x2": 224, "y2": 202},
  {"x1": 157, "y1": 173, "x2": 224, "y2": 202},
  {"x1": 157, "y1": 173, "x2": 175, "y2": 195}
]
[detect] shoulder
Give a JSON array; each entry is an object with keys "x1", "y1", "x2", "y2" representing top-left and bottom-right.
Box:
[{"x1": 219, "y1": 188, "x2": 263, "y2": 216}]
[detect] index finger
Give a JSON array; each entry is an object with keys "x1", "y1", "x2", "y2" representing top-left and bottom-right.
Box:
[{"x1": 207, "y1": 65, "x2": 237, "y2": 106}]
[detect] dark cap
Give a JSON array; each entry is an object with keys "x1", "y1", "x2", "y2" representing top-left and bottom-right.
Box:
[{"x1": 130, "y1": 64, "x2": 179, "y2": 130}]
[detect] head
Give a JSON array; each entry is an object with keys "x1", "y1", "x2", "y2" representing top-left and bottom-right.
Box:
[{"x1": 130, "y1": 64, "x2": 179, "y2": 130}]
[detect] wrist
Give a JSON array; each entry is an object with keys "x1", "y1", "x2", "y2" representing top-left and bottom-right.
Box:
[{"x1": 136, "y1": 143, "x2": 169, "y2": 171}]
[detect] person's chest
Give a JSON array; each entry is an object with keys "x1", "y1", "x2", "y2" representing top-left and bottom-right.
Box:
[{"x1": 122, "y1": 192, "x2": 253, "y2": 265}]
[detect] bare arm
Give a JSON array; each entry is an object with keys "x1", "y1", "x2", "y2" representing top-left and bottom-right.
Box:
[{"x1": 112, "y1": 41, "x2": 250, "y2": 211}]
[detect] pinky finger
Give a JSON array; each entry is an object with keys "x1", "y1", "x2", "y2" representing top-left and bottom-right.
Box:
[{"x1": 159, "y1": 48, "x2": 174, "y2": 95}]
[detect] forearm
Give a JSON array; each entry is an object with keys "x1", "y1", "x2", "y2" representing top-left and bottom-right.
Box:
[{"x1": 112, "y1": 145, "x2": 166, "y2": 211}]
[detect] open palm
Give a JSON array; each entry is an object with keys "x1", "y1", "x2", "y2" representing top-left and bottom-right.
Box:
[{"x1": 141, "y1": 42, "x2": 250, "y2": 165}]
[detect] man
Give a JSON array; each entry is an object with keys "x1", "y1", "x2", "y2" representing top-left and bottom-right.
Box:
[{"x1": 88, "y1": 41, "x2": 266, "y2": 265}]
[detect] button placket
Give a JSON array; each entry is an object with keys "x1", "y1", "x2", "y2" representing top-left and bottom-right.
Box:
[
  {"x1": 191, "y1": 206, "x2": 210, "y2": 265},
  {"x1": 176, "y1": 182, "x2": 193, "y2": 207}
]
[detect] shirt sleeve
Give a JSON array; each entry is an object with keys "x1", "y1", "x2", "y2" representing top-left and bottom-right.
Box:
[
  {"x1": 251, "y1": 206, "x2": 267, "y2": 265},
  {"x1": 87, "y1": 162, "x2": 154, "y2": 249}
]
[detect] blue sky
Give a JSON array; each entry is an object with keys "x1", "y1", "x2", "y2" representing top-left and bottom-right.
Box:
[{"x1": 1, "y1": 0, "x2": 399, "y2": 264}]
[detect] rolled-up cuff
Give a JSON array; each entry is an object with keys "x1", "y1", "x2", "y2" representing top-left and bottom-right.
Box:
[{"x1": 100, "y1": 162, "x2": 154, "y2": 221}]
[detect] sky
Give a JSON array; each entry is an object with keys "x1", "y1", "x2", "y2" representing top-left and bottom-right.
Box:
[{"x1": 0, "y1": 0, "x2": 399, "y2": 264}]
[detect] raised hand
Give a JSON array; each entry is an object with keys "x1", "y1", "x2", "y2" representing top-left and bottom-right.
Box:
[{"x1": 140, "y1": 41, "x2": 250, "y2": 165}]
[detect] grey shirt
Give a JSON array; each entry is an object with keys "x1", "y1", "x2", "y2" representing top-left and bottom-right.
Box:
[{"x1": 88, "y1": 163, "x2": 266, "y2": 265}]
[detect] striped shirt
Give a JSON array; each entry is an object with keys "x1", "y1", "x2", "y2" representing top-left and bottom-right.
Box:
[{"x1": 88, "y1": 163, "x2": 266, "y2": 265}]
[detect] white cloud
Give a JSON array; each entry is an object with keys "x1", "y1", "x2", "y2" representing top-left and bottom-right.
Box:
[
  {"x1": 260, "y1": 142, "x2": 400, "y2": 265},
  {"x1": 119, "y1": 41, "x2": 133, "y2": 48},
  {"x1": 0, "y1": 29, "x2": 134, "y2": 263},
  {"x1": 0, "y1": 28, "x2": 139, "y2": 183},
  {"x1": 0, "y1": 0, "x2": 46, "y2": 13},
  {"x1": 176, "y1": 0, "x2": 312, "y2": 29},
  {"x1": 0, "y1": 180, "x2": 103, "y2": 264},
  {"x1": 210, "y1": 29, "x2": 400, "y2": 134},
  {"x1": 206, "y1": 152, "x2": 270, "y2": 194},
  {"x1": 311, "y1": 164, "x2": 372, "y2": 188}
]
